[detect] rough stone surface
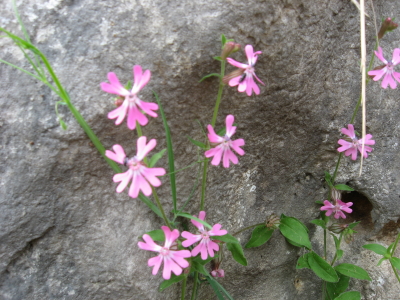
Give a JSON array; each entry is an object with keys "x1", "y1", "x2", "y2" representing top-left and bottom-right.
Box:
[{"x1": 1, "y1": 0, "x2": 400, "y2": 299}]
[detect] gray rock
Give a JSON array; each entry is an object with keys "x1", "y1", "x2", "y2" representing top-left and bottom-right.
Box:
[{"x1": 1, "y1": 0, "x2": 400, "y2": 299}]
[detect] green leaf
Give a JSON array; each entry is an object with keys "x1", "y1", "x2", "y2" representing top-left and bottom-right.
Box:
[
  {"x1": 159, "y1": 274, "x2": 185, "y2": 291},
  {"x1": 215, "y1": 233, "x2": 239, "y2": 244},
  {"x1": 308, "y1": 252, "x2": 339, "y2": 282},
  {"x1": 143, "y1": 229, "x2": 165, "y2": 242},
  {"x1": 333, "y1": 291, "x2": 361, "y2": 300},
  {"x1": 226, "y1": 242, "x2": 248, "y2": 266},
  {"x1": 221, "y1": 34, "x2": 227, "y2": 46},
  {"x1": 206, "y1": 276, "x2": 235, "y2": 300},
  {"x1": 315, "y1": 200, "x2": 324, "y2": 205},
  {"x1": 336, "y1": 249, "x2": 344, "y2": 261},
  {"x1": 187, "y1": 136, "x2": 207, "y2": 149},
  {"x1": 326, "y1": 274, "x2": 350, "y2": 299},
  {"x1": 153, "y1": 92, "x2": 177, "y2": 212},
  {"x1": 377, "y1": 257, "x2": 389, "y2": 266},
  {"x1": 362, "y1": 244, "x2": 388, "y2": 256},
  {"x1": 334, "y1": 184, "x2": 354, "y2": 191},
  {"x1": 245, "y1": 225, "x2": 274, "y2": 248},
  {"x1": 331, "y1": 234, "x2": 340, "y2": 250},
  {"x1": 149, "y1": 149, "x2": 166, "y2": 167},
  {"x1": 192, "y1": 254, "x2": 215, "y2": 265},
  {"x1": 325, "y1": 171, "x2": 333, "y2": 186},
  {"x1": 390, "y1": 257, "x2": 400, "y2": 270},
  {"x1": 176, "y1": 212, "x2": 212, "y2": 229},
  {"x1": 207, "y1": 277, "x2": 225, "y2": 300},
  {"x1": 191, "y1": 261, "x2": 209, "y2": 276},
  {"x1": 296, "y1": 253, "x2": 311, "y2": 269},
  {"x1": 348, "y1": 222, "x2": 360, "y2": 229},
  {"x1": 279, "y1": 217, "x2": 312, "y2": 249},
  {"x1": 310, "y1": 219, "x2": 326, "y2": 229},
  {"x1": 216, "y1": 123, "x2": 238, "y2": 137},
  {"x1": 335, "y1": 263, "x2": 371, "y2": 281},
  {"x1": 213, "y1": 56, "x2": 223, "y2": 61},
  {"x1": 59, "y1": 118, "x2": 67, "y2": 130},
  {"x1": 124, "y1": 80, "x2": 132, "y2": 90},
  {"x1": 138, "y1": 194, "x2": 163, "y2": 219},
  {"x1": 199, "y1": 73, "x2": 221, "y2": 82}
]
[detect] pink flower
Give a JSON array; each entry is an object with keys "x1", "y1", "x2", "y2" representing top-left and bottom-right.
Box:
[
  {"x1": 337, "y1": 124, "x2": 375, "y2": 160},
  {"x1": 101, "y1": 65, "x2": 158, "y2": 130},
  {"x1": 320, "y1": 199, "x2": 353, "y2": 219},
  {"x1": 138, "y1": 226, "x2": 191, "y2": 280},
  {"x1": 226, "y1": 45, "x2": 264, "y2": 96},
  {"x1": 181, "y1": 211, "x2": 228, "y2": 260},
  {"x1": 205, "y1": 115, "x2": 245, "y2": 168},
  {"x1": 367, "y1": 47, "x2": 400, "y2": 89},
  {"x1": 105, "y1": 137, "x2": 166, "y2": 198}
]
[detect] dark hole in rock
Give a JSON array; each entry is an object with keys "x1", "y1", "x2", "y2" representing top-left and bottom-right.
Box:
[{"x1": 341, "y1": 191, "x2": 373, "y2": 229}]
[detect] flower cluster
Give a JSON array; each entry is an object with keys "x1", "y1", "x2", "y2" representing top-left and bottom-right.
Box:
[{"x1": 138, "y1": 212, "x2": 227, "y2": 279}]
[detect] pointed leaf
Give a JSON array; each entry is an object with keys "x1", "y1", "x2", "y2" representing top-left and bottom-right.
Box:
[
  {"x1": 245, "y1": 225, "x2": 274, "y2": 248},
  {"x1": 348, "y1": 221, "x2": 360, "y2": 229},
  {"x1": 335, "y1": 263, "x2": 371, "y2": 281},
  {"x1": 199, "y1": 73, "x2": 221, "y2": 82},
  {"x1": 333, "y1": 291, "x2": 361, "y2": 300},
  {"x1": 326, "y1": 274, "x2": 350, "y2": 299},
  {"x1": 187, "y1": 136, "x2": 207, "y2": 149},
  {"x1": 215, "y1": 234, "x2": 239, "y2": 244},
  {"x1": 362, "y1": 244, "x2": 388, "y2": 256},
  {"x1": 308, "y1": 252, "x2": 339, "y2": 282},
  {"x1": 331, "y1": 234, "x2": 340, "y2": 250},
  {"x1": 377, "y1": 257, "x2": 388, "y2": 266},
  {"x1": 221, "y1": 34, "x2": 227, "y2": 46},
  {"x1": 279, "y1": 217, "x2": 312, "y2": 249},
  {"x1": 325, "y1": 171, "x2": 333, "y2": 186},
  {"x1": 159, "y1": 274, "x2": 185, "y2": 292},
  {"x1": 149, "y1": 149, "x2": 166, "y2": 167},
  {"x1": 191, "y1": 261, "x2": 208, "y2": 276},
  {"x1": 226, "y1": 242, "x2": 248, "y2": 266},
  {"x1": 390, "y1": 257, "x2": 400, "y2": 270},
  {"x1": 310, "y1": 219, "x2": 326, "y2": 229},
  {"x1": 334, "y1": 184, "x2": 354, "y2": 191},
  {"x1": 143, "y1": 229, "x2": 165, "y2": 242},
  {"x1": 336, "y1": 249, "x2": 344, "y2": 261},
  {"x1": 296, "y1": 253, "x2": 311, "y2": 269},
  {"x1": 213, "y1": 56, "x2": 223, "y2": 61}
]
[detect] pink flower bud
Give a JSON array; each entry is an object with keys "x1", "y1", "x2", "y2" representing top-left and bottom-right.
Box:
[
  {"x1": 221, "y1": 42, "x2": 241, "y2": 60},
  {"x1": 378, "y1": 17, "x2": 398, "y2": 39}
]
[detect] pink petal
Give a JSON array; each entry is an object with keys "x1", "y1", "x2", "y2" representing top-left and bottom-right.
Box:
[
  {"x1": 392, "y1": 71, "x2": 400, "y2": 83},
  {"x1": 132, "y1": 66, "x2": 151, "y2": 93},
  {"x1": 142, "y1": 167, "x2": 165, "y2": 187},
  {"x1": 374, "y1": 47, "x2": 388, "y2": 64},
  {"x1": 190, "y1": 212, "x2": 205, "y2": 230},
  {"x1": 148, "y1": 255, "x2": 163, "y2": 275},
  {"x1": 382, "y1": 72, "x2": 397, "y2": 89},
  {"x1": 344, "y1": 148, "x2": 358, "y2": 160},
  {"x1": 128, "y1": 173, "x2": 151, "y2": 198},
  {"x1": 108, "y1": 103, "x2": 129, "y2": 125},
  {"x1": 368, "y1": 68, "x2": 387, "y2": 82},
  {"x1": 132, "y1": 65, "x2": 143, "y2": 89},
  {"x1": 138, "y1": 234, "x2": 161, "y2": 252},
  {"x1": 209, "y1": 224, "x2": 228, "y2": 236},
  {"x1": 136, "y1": 137, "x2": 157, "y2": 161},
  {"x1": 341, "y1": 124, "x2": 355, "y2": 138},
  {"x1": 138, "y1": 101, "x2": 159, "y2": 118},
  {"x1": 113, "y1": 171, "x2": 132, "y2": 193},
  {"x1": 223, "y1": 149, "x2": 238, "y2": 168},
  {"x1": 205, "y1": 147, "x2": 224, "y2": 166},
  {"x1": 127, "y1": 106, "x2": 148, "y2": 130},
  {"x1": 226, "y1": 58, "x2": 248, "y2": 69},
  {"x1": 100, "y1": 72, "x2": 129, "y2": 96},
  {"x1": 170, "y1": 251, "x2": 191, "y2": 267},
  {"x1": 163, "y1": 258, "x2": 182, "y2": 279},
  {"x1": 231, "y1": 139, "x2": 245, "y2": 155},
  {"x1": 207, "y1": 125, "x2": 224, "y2": 143},
  {"x1": 392, "y1": 48, "x2": 400, "y2": 65},
  {"x1": 207, "y1": 240, "x2": 219, "y2": 257},
  {"x1": 105, "y1": 144, "x2": 126, "y2": 164},
  {"x1": 162, "y1": 227, "x2": 180, "y2": 248},
  {"x1": 225, "y1": 115, "x2": 236, "y2": 137},
  {"x1": 228, "y1": 76, "x2": 242, "y2": 87},
  {"x1": 181, "y1": 232, "x2": 202, "y2": 247},
  {"x1": 245, "y1": 45, "x2": 255, "y2": 64}
]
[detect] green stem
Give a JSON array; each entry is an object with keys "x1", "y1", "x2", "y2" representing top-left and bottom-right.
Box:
[
  {"x1": 190, "y1": 272, "x2": 199, "y2": 300},
  {"x1": 152, "y1": 186, "x2": 171, "y2": 228},
  {"x1": 330, "y1": 233, "x2": 343, "y2": 266},
  {"x1": 390, "y1": 232, "x2": 400, "y2": 283},
  {"x1": 232, "y1": 223, "x2": 265, "y2": 236},
  {"x1": 181, "y1": 276, "x2": 187, "y2": 300},
  {"x1": 200, "y1": 60, "x2": 226, "y2": 211},
  {"x1": 324, "y1": 228, "x2": 327, "y2": 259}
]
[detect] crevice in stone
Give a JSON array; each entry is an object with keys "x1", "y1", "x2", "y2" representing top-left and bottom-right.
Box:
[{"x1": 341, "y1": 191, "x2": 374, "y2": 230}]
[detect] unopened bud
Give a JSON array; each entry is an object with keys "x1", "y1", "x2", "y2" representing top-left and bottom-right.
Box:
[
  {"x1": 330, "y1": 188, "x2": 341, "y2": 202},
  {"x1": 378, "y1": 17, "x2": 398, "y2": 39},
  {"x1": 328, "y1": 223, "x2": 348, "y2": 234},
  {"x1": 221, "y1": 42, "x2": 241, "y2": 60},
  {"x1": 266, "y1": 213, "x2": 280, "y2": 229},
  {"x1": 114, "y1": 97, "x2": 124, "y2": 107}
]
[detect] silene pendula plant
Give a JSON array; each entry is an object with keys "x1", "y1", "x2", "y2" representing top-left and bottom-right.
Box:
[{"x1": 2, "y1": 4, "x2": 400, "y2": 299}]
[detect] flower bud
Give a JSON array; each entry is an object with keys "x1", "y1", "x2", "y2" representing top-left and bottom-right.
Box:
[
  {"x1": 114, "y1": 97, "x2": 124, "y2": 107},
  {"x1": 330, "y1": 188, "x2": 341, "y2": 201},
  {"x1": 266, "y1": 213, "x2": 280, "y2": 229},
  {"x1": 378, "y1": 17, "x2": 398, "y2": 39},
  {"x1": 221, "y1": 42, "x2": 241, "y2": 60},
  {"x1": 328, "y1": 223, "x2": 348, "y2": 234}
]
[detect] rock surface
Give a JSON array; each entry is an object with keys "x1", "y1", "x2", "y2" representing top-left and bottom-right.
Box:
[{"x1": 1, "y1": 0, "x2": 400, "y2": 299}]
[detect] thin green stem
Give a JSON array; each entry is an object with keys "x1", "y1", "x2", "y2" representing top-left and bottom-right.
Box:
[
  {"x1": 190, "y1": 272, "x2": 199, "y2": 300},
  {"x1": 390, "y1": 260, "x2": 400, "y2": 283},
  {"x1": 181, "y1": 276, "x2": 187, "y2": 300},
  {"x1": 324, "y1": 228, "x2": 327, "y2": 259},
  {"x1": 330, "y1": 233, "x2": 343, "y2": 266},
  {"x1": 152, "y1": 186, "x2": 171, "y2": 228},
  {"x1": 391, "y1": 232, "x2": 400, "y2": 256},
  {"x1": 232, "y1": 223, "x2": 265, "y2": 237},
  {"x1": 200, "y1": 59, "x2": 227, "y2": 211}
]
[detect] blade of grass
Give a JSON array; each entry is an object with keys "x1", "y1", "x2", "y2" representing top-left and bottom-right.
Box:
[{"x1": 153, "y1": 91, "x2": 177, "y2": 213}]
